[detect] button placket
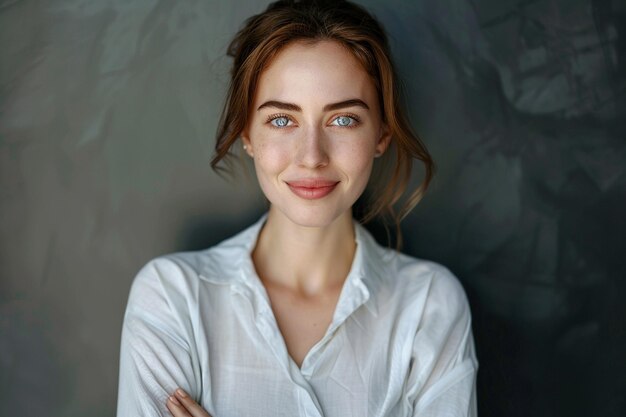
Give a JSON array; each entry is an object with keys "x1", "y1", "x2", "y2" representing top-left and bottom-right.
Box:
[
  {"x1": 298, "y1": 275, "x2": 369, "y2": 382},
  {"x1": 297, "y1": 385, "x2": 325, "y2": 417},
  {"x1": 299, "y1": 324, "x2": 341, "y2": 378}
]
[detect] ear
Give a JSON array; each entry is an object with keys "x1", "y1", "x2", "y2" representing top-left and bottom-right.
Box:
[
  {"x1": 374, "y1": 123, "x2": 392, "y2": 157},
  {"x1": 240, "y1": 129, "x2": 254, "y2": 157}
]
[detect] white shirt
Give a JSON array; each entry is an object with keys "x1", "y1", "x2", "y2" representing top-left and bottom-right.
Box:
[{"x1": 116, "y1": 214, "x2": 478, "y2": 417}]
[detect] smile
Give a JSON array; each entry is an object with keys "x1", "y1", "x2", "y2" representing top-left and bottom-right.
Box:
[{"x1": 285, "y1": 179, "x2": 340, "y2": 200}]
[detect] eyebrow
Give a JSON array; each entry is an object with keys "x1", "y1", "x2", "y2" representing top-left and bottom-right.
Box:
[{"x1": 256, "y1": 99, "x2": 370, "y2": 112}]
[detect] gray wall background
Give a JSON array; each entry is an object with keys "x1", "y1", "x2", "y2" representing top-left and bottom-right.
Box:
[{"x1": 1, "y1": 0, "x2": 624, "y2": 416}]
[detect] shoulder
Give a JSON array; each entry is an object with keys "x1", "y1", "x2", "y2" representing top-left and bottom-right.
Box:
[
  {"x1": 126, "y1": 224, "x2": 256, "y2": 312},
  {"x1": 376, "y1": 247, "x2": 471, "y2": 324},
  {"x1": 387, "y1": 253, "x2": 476, "y2": 360},
  {"x1": 396, "y1": 254, "x2": 469, "y2": 311},
  {"x1": 356, "y1": 224, "x2": 471, "y2": 321},
  {"x1": 125, "y1": 253, "x2": 202, "y2": 317}
]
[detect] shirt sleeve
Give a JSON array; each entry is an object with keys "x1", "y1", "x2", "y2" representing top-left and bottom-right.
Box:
[
  {"x1": 405, "y1": 267, "x2": 478, "y2": 417},
  {"x1": 116, "y1": 258, "x2": 201, "y2": 417}
]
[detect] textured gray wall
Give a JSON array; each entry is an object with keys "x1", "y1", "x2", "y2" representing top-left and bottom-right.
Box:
[{"x1": 0, "y1": 1, "x2": 624, "y2": 416}]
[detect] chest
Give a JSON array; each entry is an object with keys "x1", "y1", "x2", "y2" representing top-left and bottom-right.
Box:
[
  {"x1": 196, "y1": 282, "x2": 417, "y2": 417},
  {"x1": 264, "y1": 285, "x2": 342, "y2": 367}
]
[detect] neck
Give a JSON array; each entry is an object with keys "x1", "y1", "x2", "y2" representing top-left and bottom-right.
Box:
[{"x1": 252, "y1": 207, "x2": 356, "y2": 297}]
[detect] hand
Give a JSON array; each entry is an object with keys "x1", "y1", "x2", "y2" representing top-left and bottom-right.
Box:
[{"x1": 166, "y1": 388, "x2": 212, "y2": 417}]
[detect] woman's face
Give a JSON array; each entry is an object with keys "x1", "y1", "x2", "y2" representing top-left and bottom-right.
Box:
[{"x1": 242, "y1": 40, "x2": 390, "y2": 228}]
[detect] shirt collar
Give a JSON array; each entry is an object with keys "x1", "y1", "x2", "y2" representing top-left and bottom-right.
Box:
[
  {"x1": 351, "y1": 219, "x2": 386, "y2": 316},
  {"x1": 198, "y1": 212, "x2": 387, "y2": 315},
  {"x1": 197, "y1": 213, "x2": 266, "y2": 282}
]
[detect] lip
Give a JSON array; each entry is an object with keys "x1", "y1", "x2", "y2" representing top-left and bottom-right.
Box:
[{"x1": 285, "y1": 179, "x2": 340, "y2": 200}]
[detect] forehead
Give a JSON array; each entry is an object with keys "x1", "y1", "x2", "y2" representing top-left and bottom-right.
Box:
[{"x1": 253, "y1": 40, "x2": 376, "y2": 106}]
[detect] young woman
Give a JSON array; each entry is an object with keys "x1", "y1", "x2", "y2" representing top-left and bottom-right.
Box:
[{"x1": 116, "y1": 1, "x2": 477, "y2": 416}]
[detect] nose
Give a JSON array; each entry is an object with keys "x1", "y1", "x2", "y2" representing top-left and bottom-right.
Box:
[{"x1": 295, "y1": 125, "x2": 329, "y2": 169}]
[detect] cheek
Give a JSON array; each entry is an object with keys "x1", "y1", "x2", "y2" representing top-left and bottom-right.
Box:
[
  {"x1": 252, "y1": 140, "x2": 291, "y2": 177},
  {"x1": 353, "y1": 159, "x2": 375, "y2": 189},
  {"x1": 337, "y1": 142, "x2": 376, "y2": 175}
]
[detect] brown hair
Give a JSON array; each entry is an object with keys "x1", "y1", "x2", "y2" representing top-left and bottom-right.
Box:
[{"x1": 211, "y1": 0, "x2": 434, "y2": 248}]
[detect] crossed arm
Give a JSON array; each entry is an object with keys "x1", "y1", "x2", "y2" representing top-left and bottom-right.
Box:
[{"x1": 116, "y1": 260, "x2": 212, "y2": 417}]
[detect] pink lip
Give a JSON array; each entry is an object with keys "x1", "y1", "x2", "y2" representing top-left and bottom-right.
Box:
[{"x1": 285, "y1": 179, "x2": 340, "y2": 200}]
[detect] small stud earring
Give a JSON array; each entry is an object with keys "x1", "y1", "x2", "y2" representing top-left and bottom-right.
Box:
[{"x1": 243, "y1": 144, "x2": 248, "y2": 150}]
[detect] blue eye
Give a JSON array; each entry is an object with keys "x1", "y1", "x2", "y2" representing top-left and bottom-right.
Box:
[
  {"x1": 331, "y1": 116, "x2": 358, "y2": 127},
  {"x1": 270, "y1": 116, "x2": 292, "y2": 128}
]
